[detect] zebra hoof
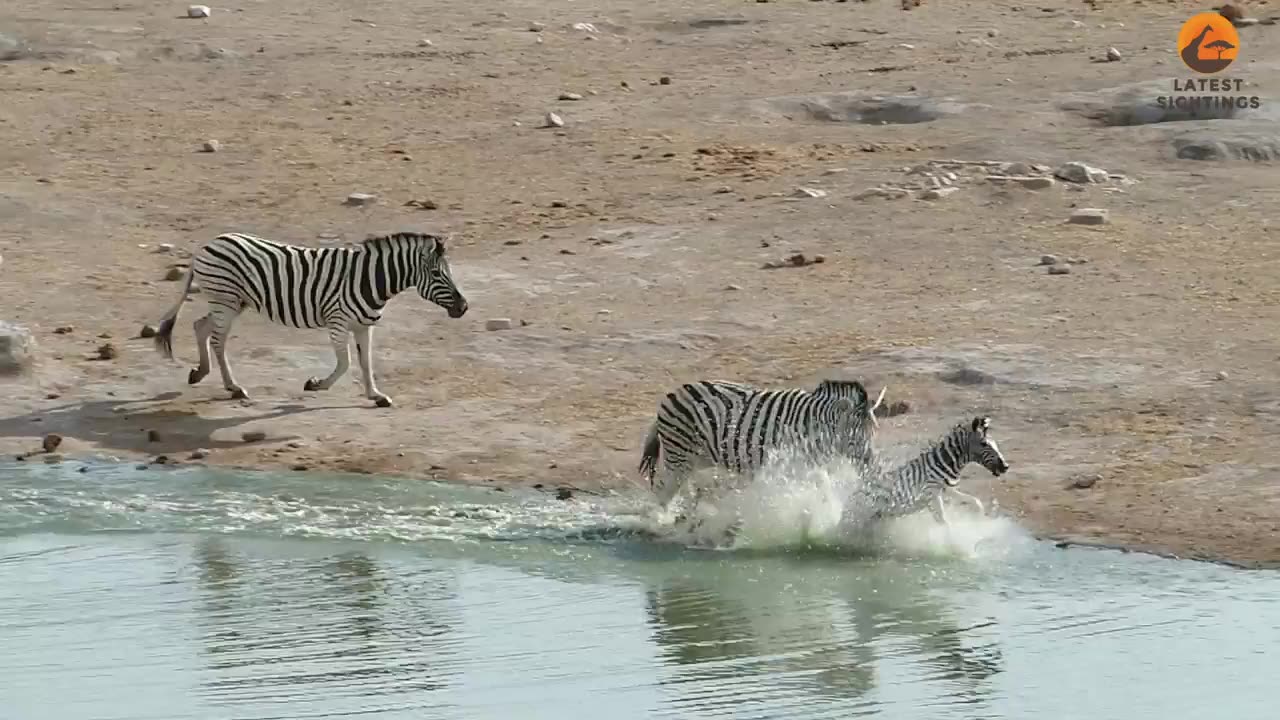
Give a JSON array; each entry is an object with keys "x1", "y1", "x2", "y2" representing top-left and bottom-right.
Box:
[
  {"x1": 303, "y1": 377, "x2": 322, "y2": 392},
  {"x1": 187, "y1": 368, "x2": 207, "y2": 385},
  {"x1": 373, "y1": 396, "x2": 393, "y2": 408},
  {"x1": 228, "y1": 387, "x2": 250, "y2": 401}
]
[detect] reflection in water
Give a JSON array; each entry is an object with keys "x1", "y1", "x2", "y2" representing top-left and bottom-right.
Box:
[
  {"x1": 644, "y1": 559, "x2": 1001, "y2": 713},
  {"x1": 190, "y1": 539, "x2": 462, "y2": 710}
]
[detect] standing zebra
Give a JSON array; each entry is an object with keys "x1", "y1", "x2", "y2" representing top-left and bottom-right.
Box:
[
  {"x1": 639, "y1": 378, "x2": 886, "y2": 510},
  {"x1": 853, "y1": 416, "x2": 1009, "y2": 532},
  {"x1": 152, "y1": 231, "x2": 468, "y2": 407}
]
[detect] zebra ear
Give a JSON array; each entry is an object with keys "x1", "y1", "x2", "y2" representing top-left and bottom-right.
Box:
[
  {"x1": 971, "y1": 416, "x2": 991, "y2": 433},
  {"x1": 435, "y1": 237, "x2": 447, "y2": 256}
]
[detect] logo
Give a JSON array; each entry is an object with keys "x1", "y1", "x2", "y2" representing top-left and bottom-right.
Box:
[{"x1": 1178, "y1": 12, "x2": 1239, "y2": 74}]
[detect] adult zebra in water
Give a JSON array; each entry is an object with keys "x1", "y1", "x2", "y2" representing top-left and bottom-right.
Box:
[
  {"x1": 152, "y1": 231, "x2": 468, "y2": 407},
  {"x1": 638, "y1": 378, "x2": 886, "y2": 510},
  {"x1": 852, "y1": 416, "x2": 1009, "y2": 532}
]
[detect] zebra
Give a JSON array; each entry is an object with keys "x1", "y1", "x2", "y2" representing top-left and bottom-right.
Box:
[
  {"x1": 151, "y1": 231, "x2": 468, "y2": 407},
  {"x1": 854, "y1": 416, "x2": 1009, "y2": 532},
  {"x1": 638, "y1": 378, "x2": 886, "y2": 511}
]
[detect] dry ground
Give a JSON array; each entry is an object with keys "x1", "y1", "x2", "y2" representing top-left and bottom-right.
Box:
[{"x1": 2, "y1": 0, "x2": 1279, "y2": 567}]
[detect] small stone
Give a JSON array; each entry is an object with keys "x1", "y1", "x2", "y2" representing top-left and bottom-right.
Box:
[
  {"x1": 920, "y1": 187, "x2": 959, "y2": 200},
  {"x1": 344, "y1": 192, "x2": 377, "y2": 206},
  {"x1": 417, "y1": 38, "x2": 434, "y2": 47},
  {"x1": 292, "y1": 464, "x2": 309, "y2": 471},
  {"x1": 1067, "y1": 257, "x2": 1089, "y2": 265},
  {"x1": 1039, "y1": 254, "x2": 1059, "y2": 265},
  {"x1": 1215, "y1": 371, "x2": 1229, "y2": 381},
  {"x1": 555, "y1": 487, "x2": 574, "y2": 500},
  {"x1": 155, "y1": 243, "x2": 175, "y2": 254},
  {"x1": 543, "y1": 112, "x2": 565, "y2": 128},
  {"x1": 529, "y1": 22, "x2": 546, "y2": 32},
  {"x1": 822, "y1": 168, "x2": 848, "y2": 176},
  {"x1": 241, "y1": 430, "x2": 267, "y2": 443},
  {"x1": 1016, "y1": 176, "x2": 1055, "y2": 190},
  {"x1": 987, "y1": 29, "x2": 999, "y2": 37},
  {"x1": 164, "y1": 267, "x2": 185, "y2": 281},
  {"x1": 1071, "y1": 20, "x2": 1086, "y2": 28},
  {"x1": 1068, "y1": 208, "x2": 1109, "y2": 225},
  {"x1": 725, "y1": 284, "x2": 742, "y2": 291},
  {"x1": 1071, "y1": 474, "x2": 1100, "y2": 489},
  {"x1": 571, "y1": 22, "x2": 598, "y2": 33},
  {"x1": 53, "y1": 325, "x2": 74, "y2": 335},
  {"x1": 139, "y1": 324, "x2": 157, "y2": 338},
  {"x1": 146, "y1": 429, "x2": 162, "y2": 443},
  {"x1": 558, "y1": 92, "x2": 583, "y2": 101},
  {"x1": 659, "y1": 76, "x2": 672, "y2": 85},
  {"x1": 189, "y1": 448, "x2": 210, "y2": 460},
  {"x1": 793, "y1": 187, "x2": 827, "y2": 199},
  {"x1": 1001, "y1": 162, "x2": 1035, "y2": 175},
  {"x1": 201, "y1": 139, "x2": 220, "y2": 153},
  {"x1": 42, "y1": 433, "x2": 63, "y2": 453},
  {"x1": 187, "y1": 5, "x2": 211, "y2": 18},
  {"x1": 1054, "y1": 162, "x2": 1108, "y2": 184},
  {"x1": 96, "y1": 343, "x2": 118, "y2": 360},
  {"x1": 485, "y1": 318, "x2": 514, "y2": 331},
  {"x1": 1105, "y1": 47, "x2": 1122, "y2": 62},
  {"x1": 1047, "y1": 265, "x2": 1072, "y2": 275}
]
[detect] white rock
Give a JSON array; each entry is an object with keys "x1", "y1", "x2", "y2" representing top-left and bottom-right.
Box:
[
  {"x1": 1047, "y1": 265, "x2": 1072, "y2": 275},
  {"x1": 529, "y1": 22, "x2": 546, "y2": 32},
  {"x1": 793, "y1": 187, "x2": 827, "y2": 199},
  {"x1": 1071, "y1": 20, "x2": 1086, "y2": 28},
  {"x1": 484, "y1": 318, "x2": 514, "y2": 331},
  {"x1": 822, "y1": 167, "x2": 848, "y2": 175},
  {"x1": 201, "y1": 139, "x2": 220, "y2": 152},
  {"x1": 0, "y1": 321, "x2": 36, "y2": 376},
  {"x1": 1105, "y1": 47, "x2": 1122, "y2": 62},
  {"x1": 543, "y1": 111, "x2": 564, "y2": 128},
  {"x1": 418, "y1": 38, "x2": 434, "y2": 47},
  {"x1": 920, "y1": 187, "x2": 959, "y2": 200},
  {"x1": 1215, "y1": 370, "x2": 1229, "y2": 381},
  {"x1": 187, "y1": 5, "x2": 211, "y2": 18},
  {"x1": 155, "y1": 243, "x2": 175, "y2": 253},
  {"x1": 344, "y1": 192, "x2": 377, "y2": 206},
  {"x1": 558, "y1": 92, "x2": 583, "y2": 101},
  {"x1": 1039, "y1": 254, "x2": 1059, "y2": 266},
  {"x1": 571, "y1": 22, "x2": 598, "y2": 33},
  {"x1": 1068, "y1": 208, "x2": 1109, "y2": 225},
  {"x1": 1054, "y1": 162, "x2": 1108, "y2": 184}
]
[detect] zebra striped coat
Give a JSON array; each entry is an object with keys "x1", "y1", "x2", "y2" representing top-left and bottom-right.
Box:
[
  {"x1": 152, "y1": 231, "x2": 468, "y2": 407},
  {"x1": 639, "y1": 379, "x2": 882, "y2": 508},
  {"x1": 859, "y1": 416, "x2": 1009, "y2": 527}
]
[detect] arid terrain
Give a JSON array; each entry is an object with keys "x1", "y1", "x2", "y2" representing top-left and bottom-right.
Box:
[{"x1": 2, "y1": 0, "x2": 1279, "y2": 567}]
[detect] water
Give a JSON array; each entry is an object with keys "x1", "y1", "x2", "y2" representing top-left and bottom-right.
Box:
[{"x1": 2, "y1": 461, "x2": 1278, "y2": 720}]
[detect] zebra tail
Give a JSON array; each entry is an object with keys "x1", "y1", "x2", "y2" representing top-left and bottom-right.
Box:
[
  {"x1": 638, "y1": 421, "x2": 661, "y2": 485},
  {"x1": 153, "y1": 265, "x2": 195, "y2": 360}
]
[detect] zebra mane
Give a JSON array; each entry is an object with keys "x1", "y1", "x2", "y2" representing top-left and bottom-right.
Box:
[
  {"x1": 812, "y1": 379, "x2": 869, "y2": 405},
  {"x1": 359, "y1": 232, "x2": 447, "y2": 256}
]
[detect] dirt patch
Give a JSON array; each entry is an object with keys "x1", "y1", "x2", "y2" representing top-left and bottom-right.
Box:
[{"x1": 2, "y1": 0, "x2": 1280, "y2": 568}]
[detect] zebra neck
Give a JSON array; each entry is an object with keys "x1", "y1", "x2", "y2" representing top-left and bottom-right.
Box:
[
  {"x1": 355, "y1": 238, "x2": 417, "y2": 303},
  {"x1": 891, "y1": 431, "x2": 969, "y2": 491}
]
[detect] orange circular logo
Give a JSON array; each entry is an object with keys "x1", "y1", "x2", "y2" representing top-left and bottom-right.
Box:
[{"x1": 1178, "y1": 12, "x2": 1240, "y2": 74}]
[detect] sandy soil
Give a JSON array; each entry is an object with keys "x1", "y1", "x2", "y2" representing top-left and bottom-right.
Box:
[{"x1": 2, "y1": 0, "x2": 1279, "y2": 567}]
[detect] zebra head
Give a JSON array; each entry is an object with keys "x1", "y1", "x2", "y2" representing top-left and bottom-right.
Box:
[
  {"x1": 418, "y1": 236, "x2": 469, "y2": 318},
  {"x1": 962, "y1": 416, "x2": 1009, "y2": 480}
]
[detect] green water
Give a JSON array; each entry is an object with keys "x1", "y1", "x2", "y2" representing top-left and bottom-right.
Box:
[{"x1": 1, "y1": 461, "x2": 1277, "y2": 720}]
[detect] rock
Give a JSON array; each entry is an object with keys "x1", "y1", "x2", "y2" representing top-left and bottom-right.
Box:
[
  {"x1": 876, "y1": 400, "x2": 912, "y2": 418},
  {"x1": 200, "y1": 139, "x2": 220, "y2": 152},
  {"x1": 1105, "y1": 47, "x2": 1122, "y2": 62},
  {"x1": 529, "y1": 22, "x2": 546, "y2": 32},
  {"x1": 659, "y1": 76, "x2": 672, "y2": 85},
  {"x1": 1054, "y1": 162, "x2": 1108, "y2": 183},
  {"x1": 1017, "y1": 176, "x2": 1055, "y2": 190},
  {"x1": 292, "y1": 464, "x2": 309, "y2": 471},
  {"x1": 558, "y1": 92, "x2": 583, "y2": 101},
  {"x1": 189, "y1": 448, "x2": 210, "y2": 459},
  {"x1": 241, "y1": 430, "x2": 267, "y2": 443},
  {"x1": 543, "y1": 112, "x2": 565, "y2": 128},
  {"x1": 146, "y1": 429, "x2": 162, "y2": 443},
  {"x1": 1000, "y1": 161, "x2": 1036, "y2": 175},
  {"x1": 1215, "y1": 370, "x2": 1229, "y2": 381},
  {"x1": 95, "y1": 343, "x2": 118, "y2": 360},
  {"x1": 792, "y1": 187, "x2": 827, "y2": 199},
  {"x1": 139, "y1": 324, "x2": 157, "y2": 338},
  {"x1": 1071, "y1": 474, "x2": 1100, "y2": 489},
  {"x1": 1068, "y1": 208, "x2": 1109, "y2": 225},
  {"x1": 187, "y1": 5, "x2": 211, "y2": 18},
  {"x1": 555, "y1": 487, "x2": 574, "y2": 500},
  {"x1": 1047, "y1": 265, "x2": 1072, "y2": 275},
  {"x1": 0, "y1": 322, "x2": 35, "y2": 376},
  {"x1": 417, "y1": 38, "x2": 433, "y2": 47},
  {"x1": 42, "y1": 433, "x2": 62, "y2": 453},
  {"x1": 1039, "y1": 254, "x2": 1059, "y2": 265},
  {"x1": 1172, "y1": 129, "x2": 1280, "y2": 162},
  {"x1": 53, "y1": 325, "x2": 74, "y2": 335},
  {"x1": 725, "y1": 284, "x2": 742, "y2": 291},
  {"x1": 920, "y1": 187, "x2": 959, "y2": 200},
  {"x1": 404, "y1": 198, "x2": 439, "y2": 210},
  {"x1": 344, "y1": 192, "x2": 377, "y2": 206},
  {"x1": 164, "y1": 267, "x2": 185, "y2": 281},
  {"x1": 571, "y1": 22, "x2": 598, "y2": 33},
  {"x1": 485, "y1": 318, "x2": 514, "y2": 331}
]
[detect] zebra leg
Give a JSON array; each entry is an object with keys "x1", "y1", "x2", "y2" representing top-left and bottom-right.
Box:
[
  {"x1": 351, "y1": 324, "x2": 392, "y2": 408},
  {"x1": 187, "y1": 313, "x2": 214, "y2": 385},
  {"x1": 207, "y1": 304, "x2": 249, "y2": 401},
  {"x1": 947, "y1": 488, "x2": 985, "y2": 516},
  {"x1": 930, "y1": 493, "x2": 951, "y2": 530},
  {"x1": 303, "y1": 325, "x2": 351, "y2": 395}
]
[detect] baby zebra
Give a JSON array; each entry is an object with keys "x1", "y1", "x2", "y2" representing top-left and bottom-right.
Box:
[
  {"x1": 152, "y1": 231, "x2": 468, "y2": 407},
  {"x1": 856, "y1": 416, "x2": 1009, "y2": 531},
  {"x1": 639, "y1": 378, "x2": 885, "y2": 510}
]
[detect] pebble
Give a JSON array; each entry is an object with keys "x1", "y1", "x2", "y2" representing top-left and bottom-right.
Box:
[
  {"x1": 187, "y1": 5, "x2": 211, "y2": 18},
  {"x1": 558, "y1": 92, "x2": 583, "y2": 101},
  {"x1": 543, "y1": 112, "x2": 565, "y2": 128},
  {"x1": 529, "y1": 22, "x2": 546, "y2": 32},
  {"x1": 1039, "y1": 254, "x2": 1059, "y2": 266},
  {"x1": 417, "y1": 38, "x2": 434, "y2": 47},
  {"x1": 1047, "y1": 265, "x2": 1072, "y2": 275},
  {"x1": 920, "y1": 187, "x2": 959, "y2": 200},
  {"x1": 241, "y1": 430, "x2": 267, "y2": 443},
  {"x1": 792, "y1": 187, "x2": 827, "y2": 199},
  {"x1": 485, "y1": 318, "x2": 514, "y2": 331},
  {"x1": 1068, "y1": 208, "x2": 1109, "y2": 225},
  {"x1": 96, "y1": 343, "x2": 118, "y2": 360},
  {"x1": 138, "y1": 324, "x2": 157, "y2": 338},
  {"x1": 344, "y1": 192, "x2": 377, "y2": 206},
  {"x1": 156, "y1": 243, "x2": 175, "y2": 253},
  {"x1": 1072, "y1": 474, "x2": 1100, "y2": 489},
  {"x1": 1215, "y1": 371, "x2": 1229, "y2": 381},
  {"x1": 571, "y1": 22, "x2": 598, "y2": 33},
  {"x1": 1054, "y1": 162, "x2": 1108, "y2": 184},
  {"x1": 146, "y1": 429, "x2": 162, "y2": 442},
  {"x1": 53, "y1": 325, "x2": 74, "y2": 334},
  {"x1": 201, "y1": 139, "x2": 220, "y2": 153},
  {"x1": 659, "y1": 76, "x2": 672, "y2": 85},
  {"x1": 1105, "y1": 47, "x2": 1122, "y2": 62},
  {"x1": 189, "y1": 448, "x2": 210, "y2": 460},
  {"x1": 725, "y1": 284, "x2": 742, "y2": 291},
  {"x1": 164, "y1": 266, "x2": 185, "y2": 281},
  {"x1": 822, "y1": 167, "x2": 848, "y2": 175}
]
